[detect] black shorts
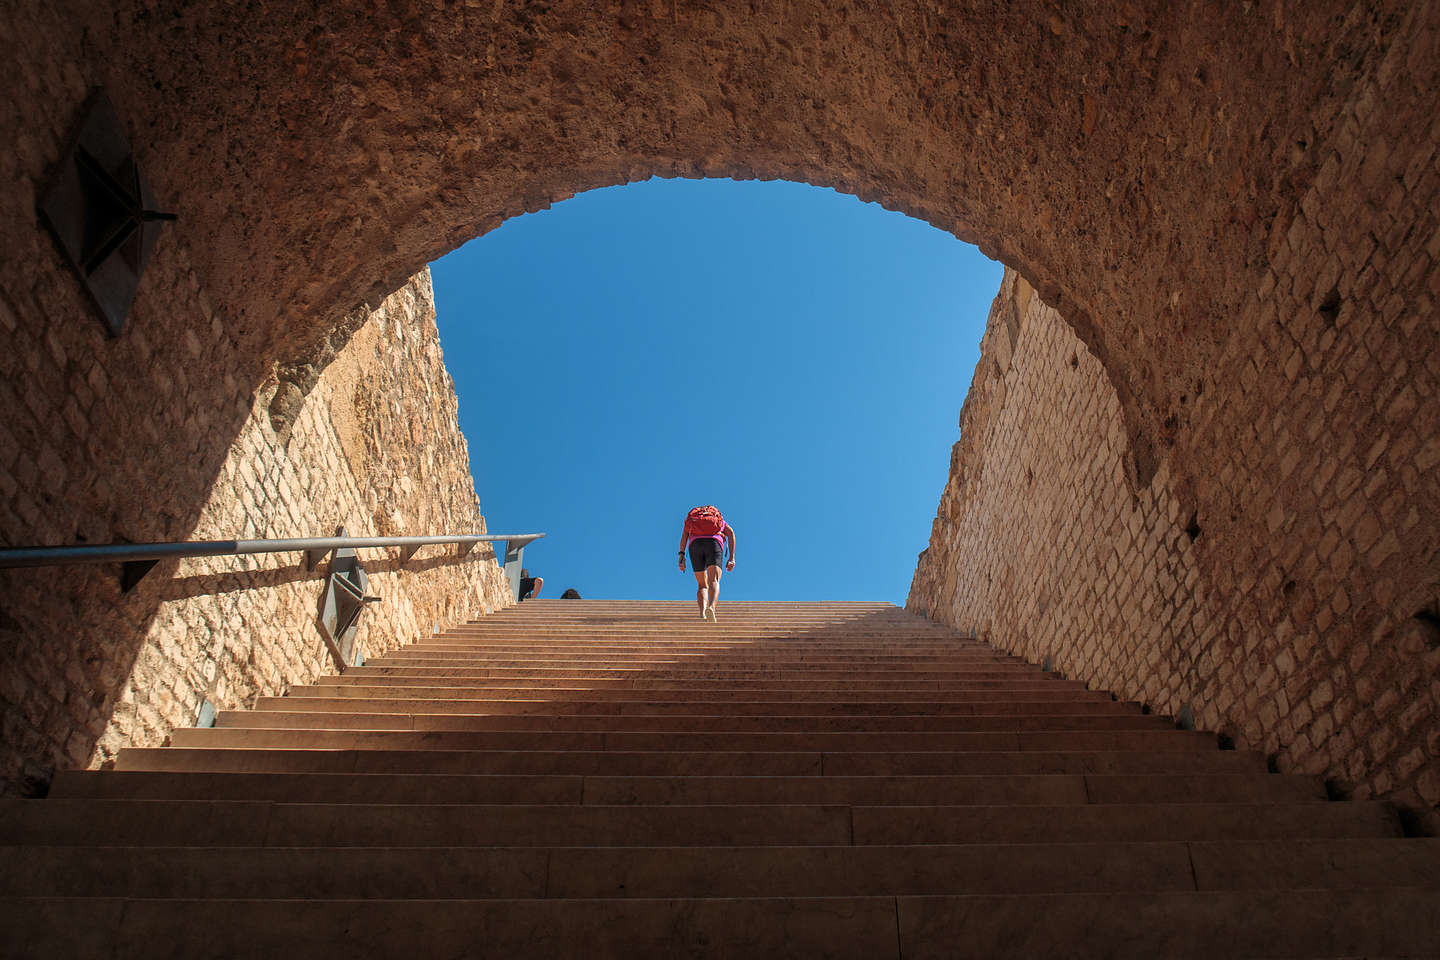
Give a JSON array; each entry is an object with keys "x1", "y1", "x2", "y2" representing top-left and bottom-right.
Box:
[
  {"x1": 688, "y1": 538, "x2": 724, "y2": 571},
  {"x1": 519, "y1": 576, "x2": 537, "y2": 599}
]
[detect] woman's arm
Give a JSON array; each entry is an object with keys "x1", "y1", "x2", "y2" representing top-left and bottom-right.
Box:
[{"x1": 724, "y1": 525, "x2": 737, "y2": 570}]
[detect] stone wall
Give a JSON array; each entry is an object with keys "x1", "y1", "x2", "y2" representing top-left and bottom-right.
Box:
[
  {"x1": 910, "y1": 268, "x2": 1439, "y2": 825},
  {"x1": 0, "y1": 270, "x2": 512, "y2": 795}
]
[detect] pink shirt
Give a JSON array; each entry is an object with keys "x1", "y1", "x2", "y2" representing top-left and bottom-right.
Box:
[{"x1": 687, "y1": 522, "x2": 731, "y2": 548}]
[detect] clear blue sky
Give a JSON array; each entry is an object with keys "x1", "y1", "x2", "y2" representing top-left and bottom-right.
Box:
[{"x1": 430, "y1": 178, "x2": 1001, "y2": 604}]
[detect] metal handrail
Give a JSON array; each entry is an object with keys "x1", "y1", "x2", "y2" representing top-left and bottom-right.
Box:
[
  {"x1": 0, "y1": 532, "x2": 546, "y2": 597},
  {"x1": 0, "y1": 533, "x2": 544, "y2": 569}
]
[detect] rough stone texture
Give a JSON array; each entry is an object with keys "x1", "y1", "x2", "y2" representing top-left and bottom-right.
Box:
[
  {"x1": 0, "y1": 270, "x2": 511, "y2": 794},
  {"x1": 910, "y1": 268, "x2": 1439, "y2": 823},
  {"x1": 0, "y1": 2, "x2": 1436, "y2": 803}
]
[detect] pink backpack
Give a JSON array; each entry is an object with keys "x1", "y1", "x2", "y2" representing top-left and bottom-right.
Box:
[{"x1": 685, "y1": 505, "x2": 725, "y2": 538}]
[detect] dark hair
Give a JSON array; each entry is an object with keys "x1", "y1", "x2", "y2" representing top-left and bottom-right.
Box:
[
  {"x1": 520, "y1": 568, "x2": 529, "y2": 578},
  {"x1": 561, "y1": 588, "x2": 581, "y2": 599}
]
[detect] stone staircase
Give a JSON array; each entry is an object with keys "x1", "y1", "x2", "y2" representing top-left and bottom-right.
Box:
[{"x1": 3, "y1": 599, "x2": 1437, "y2": 958}]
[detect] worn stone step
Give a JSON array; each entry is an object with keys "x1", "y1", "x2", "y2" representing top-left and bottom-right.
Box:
[
  {"x1": 0, "y1": 799, "x2": 854, "y2": 846},
  {"x1": 340, "y1": 671, "x2": 1091, "y2": 691},
  {"x1": 348, "y1": 657, "x2": 1067, "y2": 672},
  {"x1": 11, "y1": 838, "x2": 1435, "y2": 900},
  {"x1": 372, "y1": 645, "x2": 1028, "y2": 656},
  {"x1": 115, "y1": 747, "x2": 1269, "y2": 777},
  {"x1": 440, "y1": 623, "x2": 962, "y2": 631},
  {"x1": 577, "y1": 773, "x2": 1326, "y2": 806},
  {"x1": 0, "y1": 895, "x2": 900, "y2": 959},
  {"x1": 117, "y1": 747, "x2": 825, "y2": 776},
  {"x1": 339, "y1": 652, "x2": 1028, "y2": 666},
  {"x1": 286, "y1": 684, "x2": 1114, "y2": 702},
  {"x1": 379, "y1": 645, "x2": 1003, "y2": 657},
  {"x1": 166, "y1": 726, "x2": 1221, "y2": 753},
  {"x1": 893, "y1": 888, "x2": 1440, "y2": 960},
  {"x1": 849, "y1": 800, "x2": 1400, "y2": 844},
  {"x1": 0, "y1": 799, "x2": 1397, "y2": 847},
  {"x1": 348, "y1": 663, "x2": 1032, "y2": 676},
  {"x1": 6, "y1": 888, "x2": 1438, "y2": 959},
  {"x1": 223, "y1": 712, "x2": 1173, "y2": 734},
  {"x1": 255, "y1": 697, "x2": 1169, "y2": 725},
  {"x1": 49, "y1": 770, "x2": 1322, "y2": 806},
  {"x1": 445, "y1": 624, "x2": 962, "y2": 631},
  {"x1": 360, "y1": 662, "x2": 1088, "y2": 682},
  {"x1": 321, "y1": 669, "x2": 1116, "y2": 691},
  {"x1": 367, "y1": 655, "x2": 1023, "y2": 667},
  {"x1": 413, "y1": 637, "x2": 997, "y2": 648}
]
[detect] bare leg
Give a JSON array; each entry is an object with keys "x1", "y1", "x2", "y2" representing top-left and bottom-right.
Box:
[
  {"x1": 705, "y1": 566, "x2": 722, "y2": 620},
  {"x1": 532, "y1": 577, "x2": 543, "y2": 599},
  {"x1": 693, "y1": 571, "x2": 708, "y2": 617}
]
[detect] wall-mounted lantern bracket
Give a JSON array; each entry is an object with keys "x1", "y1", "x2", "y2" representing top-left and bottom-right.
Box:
[
  {"x1": 37, "y1": 90, "x2": 177, "y2": 337},
  {"x1": 120, "y1": 558, "x2": 160, "y2": 592},
  {"x1": 314, "y1": 526, "x2": 380, "y2": 669}
]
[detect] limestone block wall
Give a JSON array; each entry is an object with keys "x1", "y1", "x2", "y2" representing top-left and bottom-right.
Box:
[
  {"x1": 910, "y1": 268, "x2": 1439, "y2": 823},
  {"x1": 0, "y1": 270, "x2": 512, "y2": 794}
]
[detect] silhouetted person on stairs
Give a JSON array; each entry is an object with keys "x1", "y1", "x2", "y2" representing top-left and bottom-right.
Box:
[{"x1": 678, "y1": 505, "x2": 736, "y2": 621}]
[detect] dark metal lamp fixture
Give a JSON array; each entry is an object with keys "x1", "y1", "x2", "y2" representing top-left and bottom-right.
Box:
[{"x1": 37, "y1": 90, "x2": 177, "y2": 337}]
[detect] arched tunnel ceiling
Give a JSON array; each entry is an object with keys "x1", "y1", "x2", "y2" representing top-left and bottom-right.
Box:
[{"x1": 38, "y1": 0, "x2": 1427, "y2": 486}]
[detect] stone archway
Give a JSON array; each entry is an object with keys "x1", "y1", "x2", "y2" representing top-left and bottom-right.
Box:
[
  {"x1": 2, "y1": 1, "x2": 1437, "y2": 805},
  {"x1": 23, "y1": 0, "x2": 1401, "y2": 484}
]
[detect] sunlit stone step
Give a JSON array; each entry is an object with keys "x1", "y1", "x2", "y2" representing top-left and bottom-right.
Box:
[
  {"x1": 256, "y1": 696, "x2": 1161, "y2": 722},
  {"x1": 114, "y1": 747, "x2": 1270, "y2": 777},
  {"x1": 165, "y1": 726, "x2": 1222, "y2": 754},
  {"x1": 225, "y1": 712, "x2": 1172, "y2": 734}
]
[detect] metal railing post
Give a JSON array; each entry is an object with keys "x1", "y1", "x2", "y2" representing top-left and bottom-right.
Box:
[{"x1": 503, "y1": 540, "x2": 527, "y2": 601}]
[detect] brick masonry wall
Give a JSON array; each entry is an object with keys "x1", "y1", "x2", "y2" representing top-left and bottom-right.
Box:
[
  {"x1": 910, "y1": 264, "x2": 1439, "y2": 823},
  {"x1": 0, "y1": 270, "x2": 512, "y2": 794}
]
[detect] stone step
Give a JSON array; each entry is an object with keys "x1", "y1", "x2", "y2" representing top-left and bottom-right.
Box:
[
  {"x1": 289, "y1": 687, "x2": 1100, "y2": 702},
  {"x1": 166, "y1": 726, "x2": 1220, "y2": 753},
  {"x1": 8, "y1": 838, "x2": 1435, "y2": 900},
  {"x1": 28, "y1": 885, "x2": 1440, "y2": 959},
  {"x1": 577, "y1": 772, "x2": 1325, "y2": 806},
  {"x1": 420, "y1": 639, "x2": 1002, "y2": 644},
  {"x1": 439, "y1": 630, "x2": 969, "y2": 640},
  {"x1": 255, "y1": 698, "x2": 1168, "y2": 724},
  {"x1": 388, "y1": 641, "x2": 1008, "y2": 650},
  {"x1": 0, "y1": 799, "x2": 1397, "y2": 847},
  {"x1": 370, "y1": 653, "x2": 1018, "y2": 666},
  {"x1": 362, "y1": 656, "x2": 1088, "y2": 679},
  {"x1": 50, "y1": 770, "x2": 1323, "y2": 805},
  {"x1": 115, "y1": 747, "x2": 1270, "y2": 777},
  {"x1": 223, "y1": 712, "x2": 1175, "y2": 734},
  {"x1": 346, "y1": 669, "x2": 1090, "y2": 690},
  {"x1": 449, "y1": 616, "x2": 950, "y2": 624},
  {"x1": 6, "y1": 888, "x2": 1437, "y2": 959},
  {"x1": 323, "y1": 667, "x2": 1112, "y2": 686},
  {"x1": 486, "y1": 619, "x2": 927, "y2": 625},
  {"x1": 359, "y1": 653, "x2": 1060, "y2": 667}
]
